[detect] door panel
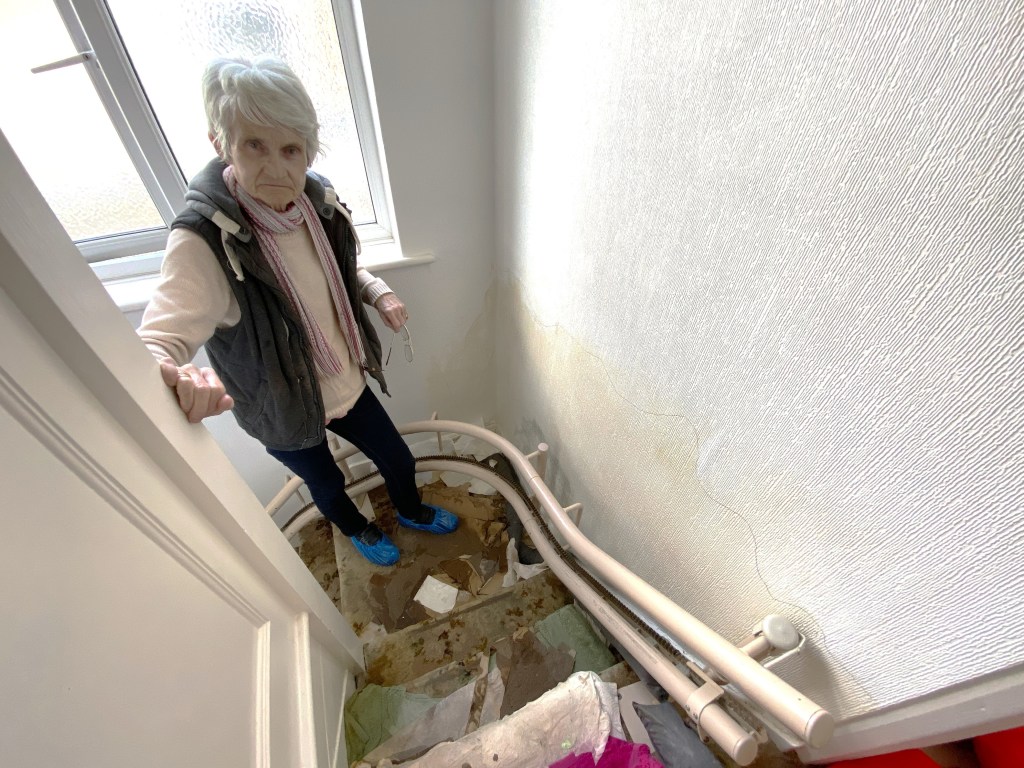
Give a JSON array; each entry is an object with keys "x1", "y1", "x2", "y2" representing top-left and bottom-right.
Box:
[
  {"x1": 1, "y1": 407, "x2": 260, "y2": 766},
  {"x1": 0, "y1": 261, "x2": 351, "y2": 768}
]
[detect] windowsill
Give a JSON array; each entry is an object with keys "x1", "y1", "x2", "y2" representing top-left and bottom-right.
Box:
[
  {"x1": 102, "y1": 243, "x2": 435, "y2": 313},
  {"x1": 356, "y1": 242, "x2": 435, "y2": 273},
  {"x1": 105, "y1": 273, "x2": 166, "y2": 314}
]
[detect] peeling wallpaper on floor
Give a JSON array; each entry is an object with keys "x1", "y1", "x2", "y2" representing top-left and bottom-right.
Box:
[{"x1": 494, "y1": 1, "x2": 1024, "y2": 722}]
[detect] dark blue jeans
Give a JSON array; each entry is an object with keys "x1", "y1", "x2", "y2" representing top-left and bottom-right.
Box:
[{"x1": 266, "y1": 386, "x2": 420, "y2": 536}]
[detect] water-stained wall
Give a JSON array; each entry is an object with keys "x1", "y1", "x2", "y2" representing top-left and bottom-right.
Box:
[{"x1": 494, "y1": 1, "x2": 1024, "y2": 724}]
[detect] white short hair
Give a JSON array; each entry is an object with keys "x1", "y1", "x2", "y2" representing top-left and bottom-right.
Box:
[{"x1": 203, "y1": 56, "x2": 321, "y2": 165}]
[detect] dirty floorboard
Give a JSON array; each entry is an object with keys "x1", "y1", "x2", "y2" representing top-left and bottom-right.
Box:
[
  {"x1": 363, "y1": 569, "x2": 573, "y2": 687},
  {"x1": 293, "y1": 480, "x2": 512, "y2": 636}
]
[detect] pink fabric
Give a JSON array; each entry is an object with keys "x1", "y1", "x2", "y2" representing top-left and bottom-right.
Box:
[
  {"x1": 223, "y1": 166, "x2": 365, "y2": 375},
  {"x1": 548, "y1": 737, "x2": 664, "y2": 768}
]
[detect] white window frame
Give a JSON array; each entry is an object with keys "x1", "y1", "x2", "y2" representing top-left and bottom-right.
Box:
[{"x1": 50, "y1": 0, "x2": 400, "y2": 283}]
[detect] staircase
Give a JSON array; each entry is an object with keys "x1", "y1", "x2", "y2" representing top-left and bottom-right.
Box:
[
  {"x1": 291, "y1": 480, "x2": 656, "y2": 767},
  {"x1": 285, "y1": 441, "x2": 812, "y2": 768}
]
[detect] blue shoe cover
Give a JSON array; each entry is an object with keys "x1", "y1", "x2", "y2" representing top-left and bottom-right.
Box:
[
  {"x1": 350, "y1": 524, "x2": 399, "y2": 566},
  {"x1": 397, "y1": 504, "x2": 459, "y2": 534}
]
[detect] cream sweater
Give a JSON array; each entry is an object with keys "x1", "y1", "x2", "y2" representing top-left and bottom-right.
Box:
[{"x1": 139, "y1": 225, "x2": 393, "y2": 421}]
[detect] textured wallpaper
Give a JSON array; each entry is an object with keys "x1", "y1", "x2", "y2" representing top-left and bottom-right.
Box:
[{"x1": 494, "y1": 1, "x2": 1023, "y2": 723}]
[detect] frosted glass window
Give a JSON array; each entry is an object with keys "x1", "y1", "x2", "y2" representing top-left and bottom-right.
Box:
[
  {"x1": 0, "y1": 0, "x2": 163, "y2": 242},
  {"x1": 105, "y1": 0, "x2": 375, "y2": 224}
]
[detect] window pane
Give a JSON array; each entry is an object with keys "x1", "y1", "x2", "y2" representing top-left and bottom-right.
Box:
[
  {"x1": 106, "y1": 0, "x2": 375, "y2": 224},
  {"x1": 0, "y1": 0, "x2": 164, "y2": 242}
]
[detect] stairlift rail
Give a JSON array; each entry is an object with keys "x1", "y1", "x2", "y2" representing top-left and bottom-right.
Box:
[
  {"x1": 412, "y1": 458, "x2": 760, "y2": 764},
  {"x1": 264, "y1": 419, "x2": 835, "y2": 758},
  {"x1": 271, "y1": 456, "x2": 760, "y2": 763},
  {"x1": 407, "y1": 420, "x2": 834, "y2": 749}
]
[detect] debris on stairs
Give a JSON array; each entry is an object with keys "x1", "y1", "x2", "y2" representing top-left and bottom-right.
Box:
[
  {"x1": 344, "y1": 684, "x2": 439, "y2": 765},
  {"x1": 535, "y1": 604, "x2": 617, "y2": 674},
  {"x1": 291, "y1": 471, "x2": 736, "y2": 767},
  {"x1": 353, "y1": 670, "x2": 629, "y2": 768},
  {"x1": 630, "y1": 700, "x2": 724, "y2": 768},
  {"x1": 549, "y1": 736, "x2": 664, "y2": 768},
  {"x1": 362, "y1": 569, "x2": 572, "y2": 688}
]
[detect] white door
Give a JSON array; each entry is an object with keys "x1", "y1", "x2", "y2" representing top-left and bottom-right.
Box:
[{"x1": 0, "y1": 134, "x2": 360, "y2": 767}]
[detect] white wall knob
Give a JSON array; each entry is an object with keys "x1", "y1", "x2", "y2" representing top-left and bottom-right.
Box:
[{"x1": 761, "y1": 614, "x2": 801, "y2": 652}]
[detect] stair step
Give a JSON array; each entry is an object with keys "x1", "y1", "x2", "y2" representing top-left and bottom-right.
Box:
[
  {"x1": 399, "y1": 653, "x2": 480, "y2": 699},
  {"x1": 599, "y1": 660, "x2": 641, "y2": 689},
  {"x1": 363, "y1": 569, "x2": 572, "y2": 687},
  {"x1": 395, "y1": 621, "x2": 637, "y2": 709}
]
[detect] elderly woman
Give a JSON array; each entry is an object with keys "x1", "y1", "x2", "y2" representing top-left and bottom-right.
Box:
[{"x1": 138, "y1": 56, "x2": 457, "y2": 566}]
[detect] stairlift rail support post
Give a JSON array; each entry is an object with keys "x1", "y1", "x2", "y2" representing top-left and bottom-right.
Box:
[
  {"x1": 524, "y1": 442, "x2": 549, "y2": 481},
  {"x1": 564, "y1": 502, "x2": 583, "y2": 526},
  {"x1": 739, "y1": 615, "x2": 803, "y2": 661}
]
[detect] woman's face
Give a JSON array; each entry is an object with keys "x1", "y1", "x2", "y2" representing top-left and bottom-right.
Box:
[{"x1": 218, "y1": 117, "x2": 308, "y2": 211}]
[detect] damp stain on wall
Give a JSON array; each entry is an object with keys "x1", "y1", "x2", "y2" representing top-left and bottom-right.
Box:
[
  {"x1": 425, "y1": 284, "x2": 499, "y2": 424},
  {"x1": 493, "y1": 276, "x2": 874, "y2": 718}
]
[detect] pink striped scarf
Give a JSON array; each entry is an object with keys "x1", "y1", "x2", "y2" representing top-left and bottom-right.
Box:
[{"x1": 223, "y1": 166, "x2": 365, "y2": 376}]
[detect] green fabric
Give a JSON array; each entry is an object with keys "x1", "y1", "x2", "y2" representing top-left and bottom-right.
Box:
[
  {"x1": 534, "y1": 604, "x2": 616, "y2": 674},
  {"x1": 344, "y1": 684, "x2": 440, "y2": 763}
]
